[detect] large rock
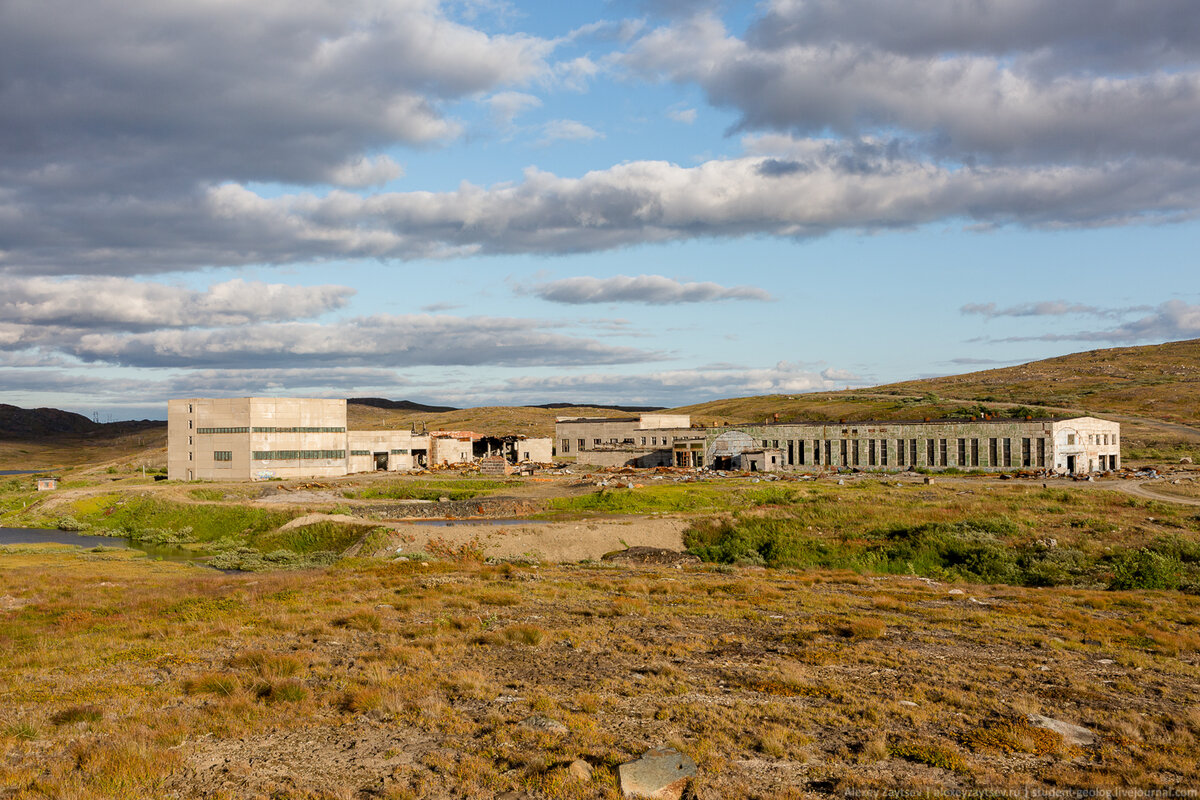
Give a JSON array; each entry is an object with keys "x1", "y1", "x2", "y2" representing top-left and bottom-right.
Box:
[
  {"x1": 518, "y1": 715, "x2": 568, "y2": 735},
  {"x1": 1027, "y1": 714, "x2": 1096, "y2": 746},
  {"x1": 619, "y1": 747, "x2": 696, "y2": 799}
]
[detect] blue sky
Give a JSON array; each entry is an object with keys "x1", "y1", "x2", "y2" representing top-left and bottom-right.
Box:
[{"x1": 1, "y1": 0, "x2": 1198, "y2": 419}]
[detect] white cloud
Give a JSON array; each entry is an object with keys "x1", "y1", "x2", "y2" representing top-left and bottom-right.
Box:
[
  {"x1": 0, "y1": 277, "x2": 352, "y2": 330},
  {"x1": 623, "y1": 11, "x2": 1200, "y2": 165},
  {"x1": 487, "y1": 91, "x2": 543, "y2": 125},
  {"x1": 971, "y1": 300, "x2": 1200, "y2": 344},
  {"x1": 667, "y1": 107, "x2": 697, "y2": 124},
  {"x1": 539, "y1": 119, "x2": 604, "y2": 144},
  {"x1": 326, "y1": 155, "x2": 404, "y2": 188},
  {"x1": 525, "y1": 274, "x2": 773, "y2": 304}
]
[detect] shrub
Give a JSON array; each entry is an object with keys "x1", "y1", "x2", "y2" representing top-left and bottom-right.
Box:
[{"x1": 1109, "y1": 549, "x2": 1181, "y2": 591}]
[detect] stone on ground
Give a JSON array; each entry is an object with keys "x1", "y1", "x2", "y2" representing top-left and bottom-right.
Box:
[
  {"x1": 619, "y1": 747, "x2": 697, "y2": 799},
  {"x1": 518, "y1": 715, "x2": 568, "y2": 735},
  {"x1": 1027, "y1": 714, "x2": 1096, "y2": 746}
]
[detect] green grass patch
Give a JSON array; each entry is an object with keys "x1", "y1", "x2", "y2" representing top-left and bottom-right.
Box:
[{"x1": 348, "y1": 478, "x2": 518, "y2": 502}]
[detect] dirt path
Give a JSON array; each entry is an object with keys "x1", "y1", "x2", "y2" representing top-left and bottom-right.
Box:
[
  {"x1": 1111, "y1": 480, "x2": 1200, "y2": 507},
  {"x1": 376, "y1": 516, "x2": 690, "y2": 562}
]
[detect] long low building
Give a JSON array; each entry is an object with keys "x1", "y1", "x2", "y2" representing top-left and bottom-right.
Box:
[
  {"x1": 556, "y1": 413, "x2": 1120, "y2": 475},
  {"x1": 167, "y1": 397, "x2": 551, "y2": 480}
]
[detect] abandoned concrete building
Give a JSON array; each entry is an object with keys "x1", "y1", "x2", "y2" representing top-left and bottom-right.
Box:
[
  {"x1": 555, "y1": 414, "x2": 1120, "y2": 475},
  {"x1": 167, "y1": 398, "x2": 551, "y2": 481}
]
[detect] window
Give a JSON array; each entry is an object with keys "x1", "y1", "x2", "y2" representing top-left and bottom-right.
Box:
[
  {"x1": 1003, "y1": 438, "x2": 1012, "y2": 467},
  {"x1": 927, "y1": 439, "x2": 935, "y2": 466},
  {"x1": 971, "y1": 438, "x2": 979, "y2": 467},
  {"x1": 1022, "y1": 438, "x2": 1032, "y2": 467},
  {"x1": 840, "y1": 439, "x2": 848, "y2": 466},
  {"x1": 957, "y1": 438, "x2": 966, "y2": 466},
  {"x1": 1037, "y1": 438, "x2": 1046, "y2": 467},
  {"x1": 909, "y1": 439, "x2": 917, "y2": 466},
  {"x1": 813, "y1": 439, "x2": 821, "y2": 465},
  {"x1": 897, "y1": 438, "x2": 906, "y2": 466},
  {"x1": 196, "y1": 426, "x2": 250, "y2": 434},
  {"x1": 939, "y1": 438, "x2": 948, "y2": 467},
  {"x1": 763, "y1": 440, "x2": 769, "y2": 448},
  {"x1": 772, "y1": 440, "x2": 779, "y2": 449},
  {"x1": 390, "y1": 449, "x2": 409, "y2": 455},
  {"x1": 797, "y1": 441, "x2": 806, "y2": 465},
  {"x1": 825, "y1": 440, "x2": 833, "y2": 465},
  {"x1": 188, "y1": 404, "x2": 193, "y2": 413},
  {"x1": 561, "y1": 439, "x2": 570, "y2": 453},
  {"x1": 188, "y1": 451, "x2": 192, "y2": 460},
  {"x1": 250, "y1": 426, "x2": 345, "y2": 433},
  {"x1": 252, "y1": 450, "x2": 346, "y2": 460},
  {"x1": 989, "y1": 438, "x2": 998, "y2": 466},
  {"x1": 868, "y1": 439, "x2": 877, "y2": 466},
  {"x1": 853, "y1": 439, "x2": 860, "y2": 466},
  {"x1": 188, "y1": 420, "x2": 193, "y2": 430},
  {"x1": 188, "y1": 436, "x2": 192, "y2": 446},
  {"x1": 594, "y1": 439, "x2": 602, "y2": 446},
  {"x1": 880, "y1": 440, "x2": 888, "y2": 467},
  {"x1": 1067, "y1": 433, "x2": 1076, "y2": 445},
  {"x1": 578, "y1": 439, "x2": 585, "y2": 450},
  {"x1": 214, "y1": 451, "x2": 232, "y2": 461},
  {"x1": 640, "y1": 437, "x2": 646, "y2": 446},
  {"x1": 651, "y1": 437, "x2": 657, "y2": 445},
  {"x1": 350, "y1": 450, "x2": 371, "y2": 456}
]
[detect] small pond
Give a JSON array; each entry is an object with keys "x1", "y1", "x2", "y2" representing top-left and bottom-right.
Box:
[{"x1": 0, "y1": 526, "x2": 212, "y2": 567}]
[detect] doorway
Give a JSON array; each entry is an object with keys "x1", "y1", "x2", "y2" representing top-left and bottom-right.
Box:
[
  {"x1": 373, "y1": 452, "x2": 388, "y2": 471},
  {"x1": 1066, "y1": 455, "x2": 1076, "y2": 474}
]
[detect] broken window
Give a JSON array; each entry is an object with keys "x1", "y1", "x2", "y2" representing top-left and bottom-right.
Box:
[
  {"x1": 797, "y1": 440, "x2": 805, "y2": 465},
  {"x1": 1037, "y1": 438, "x2": 1046, "y2": 467},
  {"x1": 880, "y1": 440, "x2": 888, "y2": 467},
  {"x1": 939, "y1": 438, "x2": 948, "y2": 467},
  {"x1": 578, "y1": 439, "x2": 585, "y2": 450},
  {"x1": 927, "y1": 439, "x2": 935, "y2": 466},
  {"x1": 1022, "y1": 437, "x2": 1032, "y2": 467},
  {"x1": 852, "y1": 439, "x2": 860, "y2": 466},
  {"x1": 825, "y1": 440, "x2": 833, "y2": 465},
  {"x1": 957, "y1": 438, "x2": 966, "y2": 466},
  {"x1": 1004, "y1": 438, "x2": 1012, "y2": 467},
  {"x1": 561, "y1": 439, "x2": 570, "y2": 453},
  {"x1": 868, "y1": 439, "x2": 876, "y2": 466},
  {"x1": 989, "y1": 438, "x2": 998, "y2": 467},
  {"x1": 971, "y1": 438, "x2": 979, "y2": 467},
  {"x1": 910, "y1": 439, "x2": 917, "y2": 466},
  {"x1": 897, "y1": 438, "x2": 906, "y2": 466},
  {"x1": 840, "y1": 439, "x2": 848, "y2": 466}
]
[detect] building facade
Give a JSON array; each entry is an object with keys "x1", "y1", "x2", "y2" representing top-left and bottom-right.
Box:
[
  {"x1": 168, "y1": 397, "x2": 554, "y2": 481},
  {"x1": 556, "y1": 414, "x2": 1120, "y2": 475}
]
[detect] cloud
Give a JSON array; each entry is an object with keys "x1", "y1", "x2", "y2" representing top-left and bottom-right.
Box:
[
  {"x1": 495, "y1": 360, "x2": 867, "y2": 406},
  {"x1": 57, "y1": 314, "x2": 660, "y2": 369},
  {"x1": 667, "y1": 107, "x2": 697, "y2": 124},
  {"x1": 622, "y1": 10, "x2": 1200, "y2": 166},
  {"x1": 749, "y1": 0, "x2": 1200, "y2": 71},
  {"x1": 326, "y1": 155, "x2": 404, "y2": 188},
  {"x1": 538, "y1": 119, "x2": 604, "y2": 144},
  {"x1": 0, "y1": 277, "x2": 353, "y2": 330},
  {"x1": 961, "y1": 301, "x2": 1112, "y2": 319},
  {"x1": 6, "y1": 143, "x2": 1198, "y2": 276},
  {"x1": 525, "y1": 274, "x2": 773, "y2": 304},
  {"x1": 966, "y1": 299, "x2": 1200, "y2": 343},
  {"x1": 487, "y1": 91, "x2": 543, "y2": 125}
]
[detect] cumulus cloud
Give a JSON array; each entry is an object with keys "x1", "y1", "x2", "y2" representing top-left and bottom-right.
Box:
[
  {"x1": 539, "y1": 119, "x2": 604, "y2": 144},
  {"x1": 55, "y1": 314, "x2": 658, "y2": 369},
  {"x1": 487, "y1": 91, "x2": 543, "y2": 125},
  {"x1": 0, "y1": 277, "x2": 352, "y2": 330},
  {"x1": 0, "y1": 0, "x2": 555, "y2": 229},
  {"x1": 327, "y1": 155, "x2": 405, "y2": 188},
  {"x1": 525, "y1": 274, "x2": 773, "y2": 304},
  {"x1": 623, "y1": 10, "x2": 1200, "y2": 165},
  {"x1": 967, "y1": 300, "x2": 1200, "y2": 344},
  {"x1": 496, "y1": 361, "x2": 867, "y2": 406}
]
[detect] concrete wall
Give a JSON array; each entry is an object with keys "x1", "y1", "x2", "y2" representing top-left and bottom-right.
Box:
[
  {"x1": 555, "y1": 416, "x2": 691, "y2": 463},
  {"x1": 346, "y1": 430, "x2": 429, "y2": 473},
  {"x1": 431, "y1": 435, "x2": 473, "y2": 465},
  {"x1": 513, "y1": 438, "x2": 553, "y2": 463},
  {"x1": 1050, "y1": 417, "x2": 1121, "y2": 474},
  {"x1": 168, "y1": 397, "x2": 348, "y2": 481}
]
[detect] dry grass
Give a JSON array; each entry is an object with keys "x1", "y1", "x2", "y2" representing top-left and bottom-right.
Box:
[{"x1": 1, "y1": 547, "x2": 1198, "y2": 798}]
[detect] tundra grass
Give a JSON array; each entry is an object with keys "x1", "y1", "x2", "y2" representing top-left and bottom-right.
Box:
[
  {"x1": 347, "y1": 478, "x2": 520, "y2": 502},
  {"x1": 1, "y1": 547, "x2": 1198, "y2": 798}
]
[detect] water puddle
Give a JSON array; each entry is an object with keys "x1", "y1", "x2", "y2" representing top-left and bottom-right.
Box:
[{"x1": 0, "y1": 526, "x2": 213, "y2": 567}]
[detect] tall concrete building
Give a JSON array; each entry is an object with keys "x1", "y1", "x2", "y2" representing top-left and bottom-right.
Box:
[
  {"x1": 168, "y1": 397, "x2": 552, "y2": 481},
  {"x1": 556, "y1": 414, "x2": 1120, "y2": 475}
]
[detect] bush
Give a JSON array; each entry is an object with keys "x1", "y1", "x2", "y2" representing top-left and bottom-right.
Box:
[{"x1": 1109, "y1": 549, "x2": 1181, "y2": 591}]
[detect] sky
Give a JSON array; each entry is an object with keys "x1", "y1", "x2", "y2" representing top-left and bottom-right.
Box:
[{"x1": 1, "y1": 0, "x2": 1198, "y2": 420}]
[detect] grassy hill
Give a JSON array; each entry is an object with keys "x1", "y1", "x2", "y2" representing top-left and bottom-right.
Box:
[
  {"x1": 346, "y1": 403, "x2": 634, "y2": 438},
  {"x1": 875, "y1": 338, "x2": 1200, "y2": 425}
]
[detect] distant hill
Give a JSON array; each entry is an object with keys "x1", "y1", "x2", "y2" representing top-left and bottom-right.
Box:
[
  {"x1": 525, "y1": 403, "x2": 665, "y2": 412},
  {"x1": 875, "y1": 338, "x2": 1200, "y2": 425},
  {"x1": 348, "y1": 397, "x2": 459, "y2": 413},
  {"x1": 0, "y1": 404, "x2": 100, "y2": 438}
]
